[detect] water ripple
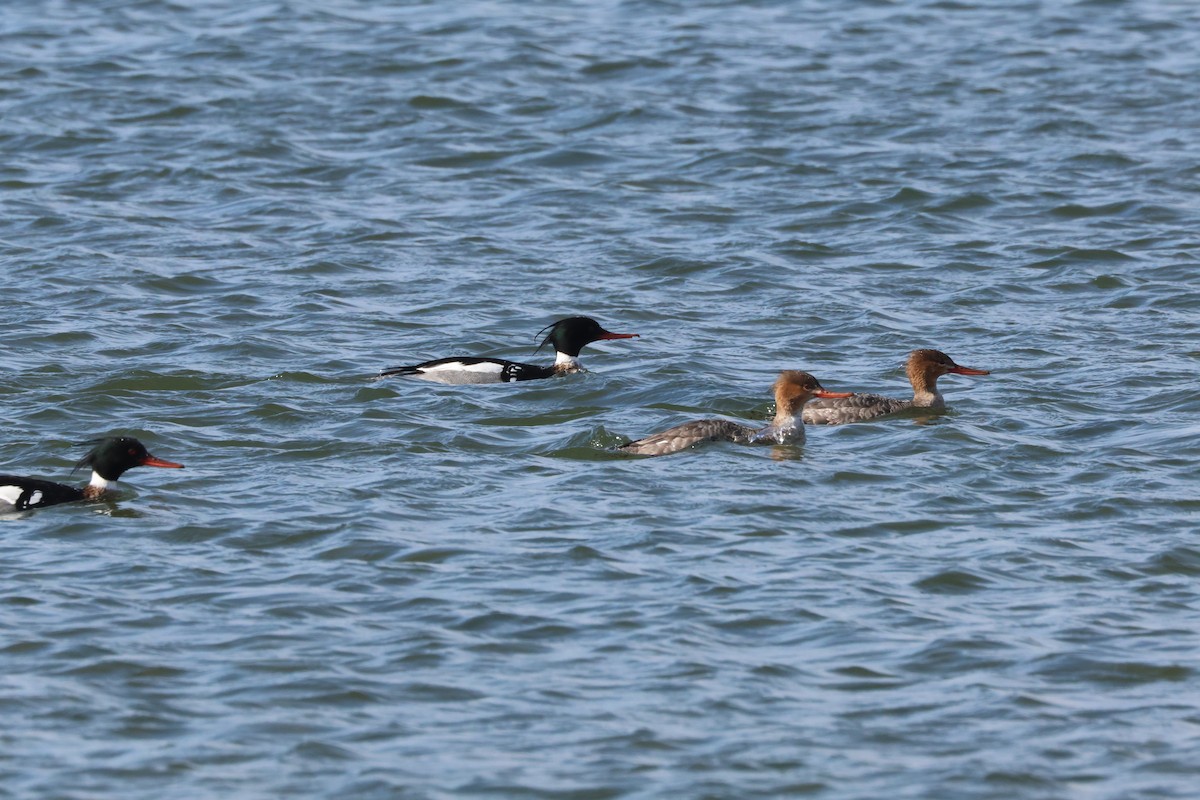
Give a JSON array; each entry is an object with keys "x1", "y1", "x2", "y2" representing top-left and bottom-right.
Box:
[{"x1": 3, "y1": 0, "x2": 1200, "y2": 798}]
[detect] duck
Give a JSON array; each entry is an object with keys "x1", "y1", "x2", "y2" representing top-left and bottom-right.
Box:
[
  {"x1": 0, "y1": 437, "x2": 184, "y2": 512},
  {"x1": 379, "y1": 316, "x2": 639, "y2": 384},
  {"x1": 620, "y1": 371, "x2": 852, "y2": 457},
  {"x1": 803, "y1": 349, "x2": 989, "y2": 425}
]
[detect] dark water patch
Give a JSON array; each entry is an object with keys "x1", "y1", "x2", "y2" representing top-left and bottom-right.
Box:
[
  {"x1": 654, "y1": 206, "x2": 742, "y2": 226},
  {"x1": 289, "y1": 739, "x2": 357, "y2": 761},
  {"x1": 1032, "y1": 655, "x2": 1191, "y2": 685},
  {"x1": 395, "y1": 547, "x2": 472, "y2": 564},
  {"x1": 902, "y1": 637, "x2": 1015, "y2": 675},
  {"x1": 135, "y1": 272, "x2": 232, "y2": 297},
  {"x1": 831, "y1": 665, "x2": 898, "y2": 681},
  {"x1": 1065, "y1": 151, "x2": 1140, "y2": 168},
  {"x1": 1137, "y1": 547, "x2": 1200, "y2": 577},
  {"x1": 0, "y1": 178, "x2": 43, "y2": 190},
  {"x1": 711, "y1": 614, "x2": 792, "y2": 633},
  {"x1": 929, "y1": 192, "x2": 996, "y2": 213},
  {"x1": 222, "y1": 525, "x2": 338, "y2": 552},
  {"x1": 631, "y1": 256, "x2": 721, "y2": 277},
  {"x1": 113, "y1": 104, "x2": 202, "y2": 124},
  {"x1": 982, "y1": 771, "x2": 1060, "y2": 790},
  {"x1": 768, "y1": 239, "x2": 845, "y2": 261},
  {"x1": 838, "y1": 518, "x2": 947, "y2": 537},
  {"x1": 549, "y1": 435, "x2": 629, "y2": 460},
  {"x1": 57, "y1": 659, "x2": 187, "y2": 680},
  {"x1": 887, "y1": 187, "x2": 935, "y2": 206},
  {"x1": 580, "y1": 57, "x2": 670, "y2": 77},
  {"x1": 1, "y1": 639, "x2": 51, "y2": 655},
  {"x1": 619, "y1": 175, "x2": 712, "y2": 193},
  {"x1": 84, "y1": 371, "x2": 233, "y2": 393},
  {"x1": 456, "y1": 781, "x2": 627, "y2": 800},
  {"x1": 317, "y1": 540, "x2": 404, "y2": 563},
  {"x1": 1050, "y1": 200, "x2": 1139, "y2": 219},
  {"x1": 415, "y1": 149, "x2": 519, "y2": 169},
  {"x1": 824, "y1": 676, "x2": 910, "y2": 693},
  {"x1": 913, "y1": 570, "x2": 992, "y2": 595},
  {"x1": 1026, "y1": 247, "x2": 1137, "y2": 268},
  {"x1": 399, "y1": 683, "x2": 486, "y2": 703}
]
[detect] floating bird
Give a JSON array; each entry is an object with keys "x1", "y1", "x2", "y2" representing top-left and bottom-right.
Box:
[
  {"x1": 379, "y1": 316, "x2": 639, "y2": 384},
  {"x1": 621, "y1": 371, "x2": 852, "y2": 457},
  {"x1": 803, "y1": 349, "x2": 989, "y2": 425},
  {"x1": 0, "y1": 437, "x2": 184, "y2": 512}
]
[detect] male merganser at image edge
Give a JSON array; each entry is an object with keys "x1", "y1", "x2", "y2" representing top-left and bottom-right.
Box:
[
  {"x1": 0, "y1": 437, "x2": 184, "y2": 512},
  {"x1": 621, "y1": 370, "x2": 852, "y2": 457},
  {"x1": 378, "y1": 316, "x2": 639, "y2": 384},
  {"x1": 802, "y1": 349, "x2": 990, "y2": 425}
]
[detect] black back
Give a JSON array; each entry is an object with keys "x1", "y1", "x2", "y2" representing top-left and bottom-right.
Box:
[{"x1": 0, "y1": 476, "x2": 83, "y2": 510}]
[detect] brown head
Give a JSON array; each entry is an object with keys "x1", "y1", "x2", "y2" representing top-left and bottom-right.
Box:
[
  {"x1": 905, "y1": 349, "x2": 990, "y2": 396},
  {"x1": 772, "y1": 370, "x2": 853, "y2": 419}
]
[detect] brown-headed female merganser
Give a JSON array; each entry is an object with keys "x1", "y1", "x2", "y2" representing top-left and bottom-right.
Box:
[
  {"x1": 803, "y1": 349, "x2": 989, "y2": 425},
  {"x1": 379, "y1": 316, "x2": 639, "y2": 384},
  {"x1": 621, "y1": 371, "x2": 852, "y2": 457},
  {"x1": 0, "y1": 437, "x2": 184, "y2": 512}
]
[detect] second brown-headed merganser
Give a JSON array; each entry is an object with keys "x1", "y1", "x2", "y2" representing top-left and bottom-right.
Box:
[
  {"x1": 0, "y1": 437, "x2": 184, "y2": 512},
  {"x1": 620, "y1": 371, "x2": 852, "y2": 457},
  {"x1": 379, "y1": 316, "x2": 639, "y2": 384},
  {"x1": 803, "y1": 349, "x2": 989, "y2": 425}
]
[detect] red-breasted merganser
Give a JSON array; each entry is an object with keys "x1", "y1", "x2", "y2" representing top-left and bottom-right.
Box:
[
  {"x1": 0, "y1": 437, "x2": 184, "y2": 512},
  {"x1": 379, "y1": 316, "x2": 639, "y2": 384},
  {"x1": 803, "y1": 349, "x2": 990, "y2": 425},
  {"x1": 621, "y1": 371, "x2": 852, "y2": 457}
]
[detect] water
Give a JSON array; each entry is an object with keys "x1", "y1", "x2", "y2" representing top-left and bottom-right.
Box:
[{"x1": 2, "y1": 0, "x2": 1199, "y2": 797}]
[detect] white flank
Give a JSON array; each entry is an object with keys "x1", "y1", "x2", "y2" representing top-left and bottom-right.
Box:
[
  {"x1": 416, "y1": 361, "x2": 506, "y2": 385},
  {"x1": 0, "y1": 485, "x2": 22, "y2": 506}
]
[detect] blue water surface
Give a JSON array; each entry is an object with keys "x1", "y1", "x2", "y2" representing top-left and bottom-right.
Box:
[{"x1": 2, "y1": 1, "x2": 1199, "y2": 798}]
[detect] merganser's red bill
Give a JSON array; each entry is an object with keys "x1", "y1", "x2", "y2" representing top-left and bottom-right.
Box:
[
  {"x1": 597, "y1": 331, "x2": 639, "y2": 340},
  {"x1": 948, "y1": 366, "x2": 989, "y2": 376},
  {"x1": 814, "y1": 389, "x2": 854, "y2": 399},
  {"x1": 140, "y1": 456, "x2": 184, "y2": 469}
]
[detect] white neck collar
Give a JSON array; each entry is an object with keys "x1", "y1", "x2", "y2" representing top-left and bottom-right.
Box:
[
  {"x1": 912, "y1": 389, "x2": 944, "y2": 408},
  {"x1": 89, "y1": 470, "x2": 117, "y2": 491}
]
